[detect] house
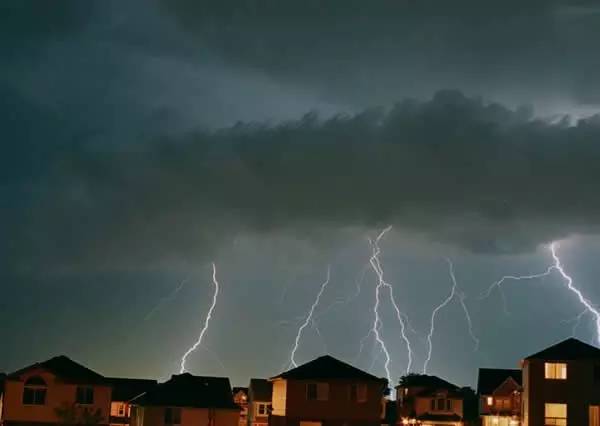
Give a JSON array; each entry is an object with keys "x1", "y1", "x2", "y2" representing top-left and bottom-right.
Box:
[
  {"x1": 0, "y1": 355, "x2": 112, "y2": 426},
  {"x1": 395, "y1": 374, "x2": 464, "y2": 426},
  {"x1": 477, "y1": 368, "x2": 522, "y2": 426},
  {"x1": 232, "y1": 387, "x2": 249, "y2": 426},
  {"x1": 521, "y1": 337, "x2": 600, "y2": 426},
  {"x1": 269, "y1": 354, "x2": 387, "y2": 426},
  {"x1": 247, "y1": 379, "x2": 272, "y2": 426},
  {"x1": 130, "y1": 373, "x2": 239, "y2": 426},
  {"x1": 106, "y1": 377, "x2": 157, "y2": 426}
]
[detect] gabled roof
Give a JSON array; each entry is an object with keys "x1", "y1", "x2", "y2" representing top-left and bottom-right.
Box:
[
  {"x1": 270, "y1": 355, "x2": 385, "y2": 382},
  {"x1": 130, "y1": 373, "x2": 238, "y2": 410},
  {"x1": 249, "y1": 378, "x2": 272, "y2": 401},
  {"x1": 477, "y1": 368, "x2": 521, "y2": 395},
  {"x1": 7, "y1": 355, "x2": 106, "y2": 385},
  {"x1": 525, "y1": 338, "x2": 600, "y2": 361},
  {"x1": 106, "y1": 377, "x2": 158, "y2": 402},
  {"x1": 396, "y1": 374, "x2": 459, "y2": 390}
]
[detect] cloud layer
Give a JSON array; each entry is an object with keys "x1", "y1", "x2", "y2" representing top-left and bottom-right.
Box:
[{"x1": 6, "y1": 91, "x2": 600, "y2": 272}]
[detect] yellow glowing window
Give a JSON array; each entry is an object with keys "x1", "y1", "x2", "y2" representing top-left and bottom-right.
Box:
[
  {"x1": 545, "y1": 403, "x2": 567, "y2": 425},
  {"x1": 487, "y1": 396, "x2": 494, "y2": 406},
  {"x1": 545, "y1": 363, "x2": 567, "y2": 379}
]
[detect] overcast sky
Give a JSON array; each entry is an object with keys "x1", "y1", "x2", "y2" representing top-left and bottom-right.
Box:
[{"x1": 3, "y1": 0, "x2": 600, "y2": 388}]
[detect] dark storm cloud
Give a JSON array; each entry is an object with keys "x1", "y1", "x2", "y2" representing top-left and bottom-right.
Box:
[
  {"x1": 160, "y1": 0, "x2": 600, "y2": 107},
  {"x1": 3, "y1": 0, "x2": 600, "y2": 272},
  {"x1": 8, "y1": 91, "x2": 600, "y2": 271}
]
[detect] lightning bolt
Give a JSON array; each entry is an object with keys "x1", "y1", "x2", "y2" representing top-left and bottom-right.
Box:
[
  {"x1": 179, "y1": 262, "x2": 220, "y2": 374},
  {"x1": 368, "y1": 226, "x2": 413, "y2": 385},
  {"x1": 289, "y1": 266, "x2": 331, "y2": 368},
  {"x1": 480, "y1": 241, "x2": 600, "y2": 346},
  {"x1": 550, "y1": 242, "x2": 600, "y2": 345},
  {"x1": 423, "y1": 258, "x2": 479, "y2": 373},
  {"x1": 145, "y1": 277, "x2": 189, "y2": 320},
  {"x1": 480, "y1": 265, "x2": 556, "y2": 313},
  {"x1": 423, "y1": 259, "x2": 458, "y2": 373}
]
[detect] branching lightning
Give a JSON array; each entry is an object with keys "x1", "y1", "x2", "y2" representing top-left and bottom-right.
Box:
[
  {"x1": 289, "y1": 266, "x2": 331, "y2": 368},
  {"x1": 550, "y1": 242, "x2": 600, "y2": 346},
  {"x1": 480, "y1": 266, "x2": 556, "y2": 311},
  {"x1": 423, "y1": 259, "x2": 457, "y2": 373},
  {"x1": 368, "y1": 226, "x2": 413, "y2": 384},
  {"x1": 423, "y1": 258, "x2": 479, "y2": 373},
  {"x1": 480, "y1": 241, "x2": 600, "y2": 346},
  {"x1": 179, "y1": 262, "x2": 220, "y2": 374},
  {"x1": 145, "y1": 277, "x2": 189, "y2": 320}
]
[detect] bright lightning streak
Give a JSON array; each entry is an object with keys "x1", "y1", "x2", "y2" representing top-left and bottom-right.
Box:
[
  {"x1": 145, "y1": 277, "x2": 189, "y2": 320},
  {"x1": 179, "y1": 262, "x2": 220, "y2": 374},
  {"x1": 458, "y1": 291, "x2": 479, "y2": 351},
  {"x1": 480, "y1": 266, "x2": 556, "y2": 301},
  {"x1": 368, "y1": 226, "x2": 413, "y2": 383},
  {"x1": 423, "y1": 259, "x2": 457, "y2": 373},
  {"x1": 550, "y1": 242, "x2": 600, "y2": 346},
  {"x1": 289, "y1": 266, "x2": 331, "y2": 368},
  {"x1": 423, "y1": 259, "x2": 478, "y2": 373}
]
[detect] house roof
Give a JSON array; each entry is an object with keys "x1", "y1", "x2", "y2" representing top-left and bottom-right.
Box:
[
  {"x1": 396, "y1": 374, "x2": 459, "y2": 390},
  {"x1": 7, "y1": 355, "x2": 106, "y2": 385},
  {"x1": 524, "y1": 338, "x2": 600, "y2": 361},
  {"x1": 130, "y1": 373, "x2": 239, "y2": 410},
  {"x1": 106, "y1": 377, "x2": 158, "y2": 402},
  {"x1": 249, "y1": 378, "x2": 272, "y2": 401},
  {"x1": 271, "y1": 355, "x2": 385, "y2": 382},
  {"x1": 477, "y1": 369, "x2": 522, "y2": 395}
]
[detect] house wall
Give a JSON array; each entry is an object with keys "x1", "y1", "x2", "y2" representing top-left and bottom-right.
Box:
[
  {"x1": 132, "y1": 406, "x2": 239, "y2": 426},
  {"x1": 2, "y1": 369, "x2": 111, "y2": 426},
  {"x1": 523, "y1": 358, "x2": 600, "y2": 426},
  {"x1": 247, "y1": 400, "x2": 270, "y2": 426},
  {"x1": 414, "y1": 397, "x2": 463, "y2": 417},
  {"x1": 480, "y1": 379, "x2": 521, "y2": 417},
  {"x1": 270, "y1": 378, "x2": 384, "y2": 426}
]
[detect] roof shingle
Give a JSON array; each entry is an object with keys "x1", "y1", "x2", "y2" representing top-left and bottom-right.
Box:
[
  {"x1": 7, "y1": 355, "x2": 106, "y2": 385},
  {"x1": 271, "y1": 355, "x2": 385, "y2": 382},
  {"x1": 477, "y1": 368, "x2": 521, "y2": 395},
  {"x1": 525, "y1": 338, "x2": 600, "y2": 360},
  {"x1": 107, "y1": 377, "x2": 158, "y2": 402},
  {"x1": 131, "y1": 373, "x2": 239, "y2": 410}
]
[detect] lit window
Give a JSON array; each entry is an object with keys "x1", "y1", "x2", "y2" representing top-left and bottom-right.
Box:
[
  {"x1": 545, "y1": 363, "x2": 567, "y2": 380},
  {"x1": 545, "y1": 403, "x2": 567, "y2": 426},
  {"x1": 487, "y1": 396, "x2": 494, "y2": 406},
  {"x1": 76, "y1": 386, "x2": 94, "y2": 405},
  {"x1": 22, "y1": 376, "x2": 47, "y2": 405},
  {"x1": 256, "y1": 403, "x2": 270, "y2": 416}
]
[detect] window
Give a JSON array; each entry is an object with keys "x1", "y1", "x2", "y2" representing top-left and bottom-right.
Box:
[
  {"x1": 545, "y1": 403, "x2": 567, "y2": 426},
  {"x1": 22, "y1": 376, "x2": 47, "y2": 405},
  {"x1": 256, "y1": 403, "x2": 270, "y2": 416},
  {"x1": 164, "y1": 407, "x2": 181, "y2": 425},
  {"x1": 487, "y1": 396, "x2": 494, "y2": 406},
  {"x1": 76, "y1": 386, "x2": 94, "y2": 405},
  {"x1": 349, "y1": 384, "x2": 367, "y2": 402},
  {"x1": 495, "y1": 398, "x2": 511, "y2": 410},
  {"x1": 430, "y1": 398, "x2": 451, "y2": 411},
  {"x1": 111, "y1": 402, "x2": 129, "y2": 417},
  {"x1": 306, "y1": 383, "x2": 328, "y2": 401},
  {"x1": 545, "y1": 363, "x2": 567, "y2": 380}
]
